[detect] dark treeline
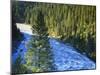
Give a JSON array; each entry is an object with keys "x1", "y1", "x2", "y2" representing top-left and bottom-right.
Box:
[
  {"x1": 12, "y1": 1, "x2": 24, "y2": 53},
  {"x1": 12, "y1": 14, "x2": 24, "y2": 53},
  {"x1": 12, "y1": 1, "x2": 96, "y2": 62}
]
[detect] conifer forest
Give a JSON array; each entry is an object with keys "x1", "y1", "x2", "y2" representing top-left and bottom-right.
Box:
[{"x1": 12, "y1": 1, "x2": 96, "y2": 74}]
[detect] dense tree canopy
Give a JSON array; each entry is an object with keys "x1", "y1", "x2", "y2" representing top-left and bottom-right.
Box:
[{"x1": 12, "y1": 1, "x2": 96, "y2": 61}]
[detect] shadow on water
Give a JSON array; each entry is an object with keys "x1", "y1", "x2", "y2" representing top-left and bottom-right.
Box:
[
  {"x1": 12, "y1": 15, "x2": 24, "y2": 53},
  {"x1": 25, "y1": 35, "x2": 57, "y2": 71},
  {"x1": 12, "y1": 34, "x2": 57, "y2": 74},
  {"x1": 60, "y1": 35, "x2": 96, "y2": 62},
  {"x1": 12, "y1": 33, "x2": 24, "y2": 54},
  {"x1": 12, "y1": 34, "x2": 96, "y2": 74},
  {"x1": 12, "y1": 32, "x2": 32, "y2": 63},
  {"x1": 49, "y1": 37, "x2": 95, "y2": 71}
]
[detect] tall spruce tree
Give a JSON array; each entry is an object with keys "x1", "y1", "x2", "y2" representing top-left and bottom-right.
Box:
[{"x1": 32, "y1": 10, "x2": 48, "y2": 37}]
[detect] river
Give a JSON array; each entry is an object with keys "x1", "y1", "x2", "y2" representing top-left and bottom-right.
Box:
[{"x1": 12, "y1": 23, "x2": 96, "y2": 72}]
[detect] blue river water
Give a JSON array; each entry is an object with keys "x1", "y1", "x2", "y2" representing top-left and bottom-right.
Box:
[
  {"x1": 12, "y1": 32, "x2": 96, "y2": 71},
  {"x1": 12, "y1": 33, "x2": 32, "y2": 63}
]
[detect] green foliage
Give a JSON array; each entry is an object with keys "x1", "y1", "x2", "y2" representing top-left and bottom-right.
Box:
[
  {"x1": 24, "y1": 36, "x2": 54, "y2": 73},
  {"x1": 12, "y1": 55, "x2": 29, "y2": 74},
  {"x1": 13, "y1": 1, "x2": 96, "y2": 61},
  {"x1": 32, "y1": 10, "x2": 48, "y2": 36}
]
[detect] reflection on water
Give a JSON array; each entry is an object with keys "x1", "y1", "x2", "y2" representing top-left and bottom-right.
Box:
[
  {"x1": 49, "y1": 38, "x2": 95, "y2": 71},
  {"x1": 24, "y1": 35, "x2": 56, "y2": 72},
  {"x1": 12, "y1": 32, "x2": 96, "y2": 74},
  {"x1": 12, "y1": 33, "x2": 32, "y2": 63}
]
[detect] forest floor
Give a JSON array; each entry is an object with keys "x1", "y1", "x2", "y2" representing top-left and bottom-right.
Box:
[{"x1": 12, "y1": 23, "x2": 96, "y2": 71}]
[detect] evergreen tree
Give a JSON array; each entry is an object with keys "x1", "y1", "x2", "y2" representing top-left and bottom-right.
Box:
[{"x1": 32, "y1": 10, "x2": 48, "y2": 37}]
